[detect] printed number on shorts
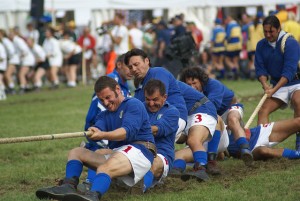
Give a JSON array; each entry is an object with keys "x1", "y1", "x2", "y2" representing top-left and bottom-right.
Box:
[
  {"x1": 263, "y1": 123, "x2": 271, "y2": 127},
  {"x1": 195, "y1": 114, "x2": 202, "y2": 123},
  {"x1": 123, "y1": 145, "x2": 132, "y2": 153}
]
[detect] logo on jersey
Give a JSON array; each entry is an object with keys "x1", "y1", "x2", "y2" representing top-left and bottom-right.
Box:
[
  {"x1": 157, "y1": 114, "x2": 163, "y2": 120},
  {"x1": 119, "y1": 110, "x2": 123, "y2": 118}
]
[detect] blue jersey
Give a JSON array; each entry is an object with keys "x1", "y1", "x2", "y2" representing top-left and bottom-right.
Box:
[
  {"x1": 84, "y1": 70, "x2": 131, "y2": 130},
  {"x1": 211, "y1": 25, "x2": 226, "y2": 53},
  {"x1": 177, "y1": 81, "x2": 217, "y2": 120},
  {"x1": 225, "y1": 21, "x2": 242, "y2": 51},
  {"x1": 202, "y1": 79, "x2": 234, "y2": 115},
  {"x1": 255, "y1": 32, "x2": 300, "y2": 87},
  {"x1": 95, "y1": 97, "x2": 155, "y2": 161},
  {"x1": 134, "y1": 67, "x2": 187, "y2": 121},
  {"x1": 146, "y1": 101, "x2": 179, "y2": 170}
]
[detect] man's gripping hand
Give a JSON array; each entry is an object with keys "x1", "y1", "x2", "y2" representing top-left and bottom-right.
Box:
[{"x1": 88, "y1": 127, "x2": 106, "y2": 141}]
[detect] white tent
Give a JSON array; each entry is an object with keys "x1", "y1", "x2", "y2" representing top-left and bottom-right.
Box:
[{"x1": 0, "y1": 0, "x2": 299, "y2": 47}]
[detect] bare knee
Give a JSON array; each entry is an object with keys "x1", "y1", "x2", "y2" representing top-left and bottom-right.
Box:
[
  {"x1": 68, "y1": 147, "x2": 86, "y2": 159},
  {"x1": 252, "y1": 147, "x2": 272, "y2": 160}
]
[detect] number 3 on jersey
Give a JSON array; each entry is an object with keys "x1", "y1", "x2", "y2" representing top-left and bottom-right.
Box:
[{"x1": 194, "y1": 114, "x2": 202, "y2": 123}]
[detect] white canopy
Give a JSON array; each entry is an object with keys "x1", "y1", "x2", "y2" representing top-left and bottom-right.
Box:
[{"x1": 0, "y1": 0, "x2": 299, "y2": 11}]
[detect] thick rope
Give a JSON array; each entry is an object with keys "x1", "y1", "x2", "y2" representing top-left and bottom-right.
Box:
[
  {"x1": 0, "y1": 131, "x2": 92, "y2": 144},
  {"x1": 244, "y1": 94, "x2": 268, "y2": 129},
  {"x1": 281, "y1": 33, "x2": 292, "y2": 54}
]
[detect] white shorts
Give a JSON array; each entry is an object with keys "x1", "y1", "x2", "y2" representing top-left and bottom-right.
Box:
[
  {"x1": 175, "y1": 118, "x2": 187, "y2": 142},
  {"x1": 151, "y1": 154, "x2": 169, "y2": 187},
  {"x1": 272, "y1": 84, "x2": 300, "y2": 109},
  {"x1": 203, "y1": 126, "x2": 229, "y2": 153},
  {"x1": 21, "y1": 53, "x2": 35, "y2": 67},
  {"x1": 105, "y1": 145, "x2": 152, "y2": 187},
  {"x1": 9, "y1": 54, "x2": 20, "y2": 65},
  {"x1": 251, "y1": 122, "x2": 278, "y2": 152},
  {"x1": 185, "y1": 113, "x2": 217, "y2": 140},
  {"x1": 221, "y1": 104, "x2": 244, "y2": 125}
]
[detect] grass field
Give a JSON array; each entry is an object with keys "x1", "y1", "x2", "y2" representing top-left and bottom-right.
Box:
[{"x1": 0, "y1": 80, "x2": 299, "y2": 201}]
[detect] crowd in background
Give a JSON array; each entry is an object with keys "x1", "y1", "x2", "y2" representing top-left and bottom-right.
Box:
[{"x1": 0, "y1": 4, "x2": 299, "y2": 100}]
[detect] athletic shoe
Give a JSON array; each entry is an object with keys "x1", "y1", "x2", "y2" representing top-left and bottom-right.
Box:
[
  {"x1": 206, "y1": 160, "x2": 221, "y2": 175},
  {"x1": 181, "y1": 164, "x2": 210, "y2": 182},
  {"x1": 241, "y1": 148, "x2": 254, "y2": 166},
  {"x1": 168, "y1": 168, "x2": 184, "y2": 178},
  {"x1": 18, "y1": 88, "x2": 25, "y2": 95},
  {"x1": 77, "y1": 181, "x2": 92, "y2": 194},
  {"x1": 6, "y1": 88, "x2": 16, "y2": 95},
  {"x1": 36, "y1": 177, "x2": 78, "y2": 200},
  {"x1": 296, "y1": 132, "x2": 300, "y2": 151},
  {"x1": 63, "y1": 190, "x2": 101, "y2": 201}
]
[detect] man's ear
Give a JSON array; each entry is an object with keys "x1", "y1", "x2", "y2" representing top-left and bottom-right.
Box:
[
  {"x1": 145, "y1": 58, "x2": 150, "y2": 65},
  {"x1": 116, "y1": 61, "x2": 122, "y2": 70}
]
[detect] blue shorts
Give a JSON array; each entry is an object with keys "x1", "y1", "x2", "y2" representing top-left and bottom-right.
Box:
[
  {"x1": 212, "y1": 51, "x2": 225, "y2": 56},
  {"x1": 225, "y1": 50, "x2": 240, "y2": 58}
]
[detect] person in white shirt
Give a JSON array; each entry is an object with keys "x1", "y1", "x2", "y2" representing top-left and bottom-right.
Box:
[
  {"x1": 0, "y1": 41, "x2": 7, "y2": 100},
  {"x1": 109, "y1": 13, "x2": 129, "y2": 56},
  {"x1": 128, "y1": 21, "x2": 143, "y2": 49},
  {"x1": 43, "y1": 27, "x2": 63, "y2": 89},
  {"x1": 23, "y1": 22, "x2": 40, "y2": 44},
  {"x1": 0, "y1": 29, "x2": 18, "y2": 94},
  {"x1": 60, "y1": 30, "x2": 82, "y2": 87},
  {"x1": 27, "y1": 38, "x2": 47, "y2": 90},
  {"x1": 8, "y1": 27, "x2": 35, "y2": 94}
]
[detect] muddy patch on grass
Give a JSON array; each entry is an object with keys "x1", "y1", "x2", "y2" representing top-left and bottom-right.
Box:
[{"x1": 103, "y1": 158, "x2": 300, "y2": 200}]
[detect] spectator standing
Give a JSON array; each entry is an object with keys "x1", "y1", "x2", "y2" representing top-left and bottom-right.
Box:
[
  {"x1": 210, "y1": 18, "x2": 226, "y2": 79},
  {"x1": 77, "y1": 27, "x2": 97, "y2": 83},
  {"x1": 128, "y1": 21, "x2": 143, "y2": 49},
  {"x1": 224, "y1": 15, "x2": 242, "y2": 80},
  {"x1": 60, "y1": 30, "x2": 82, "y2": 87},
  {"x1": 43, "y1": 27, "x2": 63, "y2": 89}
]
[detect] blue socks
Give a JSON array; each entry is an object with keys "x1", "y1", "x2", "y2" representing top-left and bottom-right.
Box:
[
  {"x1": 208, "y1": 130, "x2": 221, "y2": 154},
  {"x1": 91, "y1": 173, "x2": 111, "y2": 195},
  {"x1": 193, "y1": 151, "x2": 207, "y2": 166},
  {"x1": 282, "y1": 149, "x2": 300, "y2": 159},
  {"x1": 86, "y1": 168, "x2": 96, "y2": 183},
  {"x1": 65, "y1": 160, "x2": 83, "y2": 179},
  {"x1": 143, "y1": 171, "x2": 154, "y2": 192},
  {"x1": 173, "y1": 159, "x2": 186, "y2": 171},
  {"x1": 236, "y1": 137, "x2": 250, "y2": 149}
]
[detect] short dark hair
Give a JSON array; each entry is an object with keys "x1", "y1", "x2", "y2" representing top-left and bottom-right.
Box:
[
  {"x1": 144, "y1": 79, "x2": 166, "y2": 96},
  {"x1": 124, "y1": 48, "x2": 151, "y2": 66},
  {"x1": 115, "y1": 53, "x2": 125, "y2": 66},
  {"x1": 179, "y1": 67, "x2": 209, "y2": 85},
  {"x1": 115, "y1": 13, "x2": 125, "y2": 19},
  {"x1": 94, "y1": 76, "x2": 118, "y2": 93},
  {"x1": 263, "y1": 15, "x2": 281, "y2": 29}
]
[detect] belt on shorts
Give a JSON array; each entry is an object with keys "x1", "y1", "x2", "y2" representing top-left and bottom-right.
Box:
[
  {"x1": 133, "y1": 141, "x2": 157, "y2": 157},
  {"x1": 188, "y1": 96, "x2": 209, "y2": 115}
]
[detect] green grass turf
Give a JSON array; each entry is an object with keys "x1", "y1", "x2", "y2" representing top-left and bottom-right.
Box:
[{"x1": 0, "y1": 80, "x2": 299, "y2": 201}]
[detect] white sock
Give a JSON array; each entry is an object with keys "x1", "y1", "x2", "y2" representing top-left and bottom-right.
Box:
[{"x1": 9, "y1": 82, "x2": 15, "y2": 89}]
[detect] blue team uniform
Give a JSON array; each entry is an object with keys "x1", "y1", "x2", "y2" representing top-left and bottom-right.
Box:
[
  {"x1": 177, "y1": 81, "x2": 217, "y2": 120},
  {"x1": 134, "y1": 67, "x2": 188, "y2": 122},
  {"x1": 225, "y1": 21, "x2": 242, "y2": 54},
  {"x1": 84, "y1": 70, "x2": 131, "y2": 130},
  {"x1": 146, "y1": 101, "x2": 179, "y2": 170},
  {"x1": 211, "y1": 25, "x2": 226, "y2": 55},
  {"x1": 255, "y1": 32, "x2": 300, "y2": 87},
  {"x1": 95, "y1": 97, "x2": 155, "y2": 162},
  {"x1": 202, "y1": 78, "x2": 235, "y2": 115}
]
